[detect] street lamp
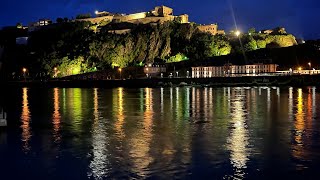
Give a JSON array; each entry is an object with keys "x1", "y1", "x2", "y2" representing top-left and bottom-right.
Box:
[
  {"x1": 22, "y1": 68, "x2": 27, "y2": 81},
  {"x1": 235, "y1": 30, "x2": 241, "y2": 37},
  {"x1": 54, "y1": 67, "x2": 57, "y2": 77},
  {"x1": 95, "y1": 10, "x2": 99, "y2": 15},
  {"x1": 146, "y1": 67, "x2": 149, "y2": 78},
  {"x1": 187, "y1": 71, "x2": 189, "y2": 78},
  {"x1": 308, "y1": 62, "x2": 312, "y2": 69},
  {"x1": 119, "y1": 68, "x2": 122, "y2": 80},
  {"x1": 298, "y1": 67, "x2": 302, "y2": 71}
]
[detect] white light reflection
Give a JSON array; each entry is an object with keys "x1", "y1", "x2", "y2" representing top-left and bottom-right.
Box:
[
  {"x1": 88, "y1": 88, "x2": 111, "y2": 179},
  {"x1": 288, "y1": 87, "x2": 293, "y2": 122},
  {"x1": 227, "y1": 88, "x2": 250, "y2": 179}
]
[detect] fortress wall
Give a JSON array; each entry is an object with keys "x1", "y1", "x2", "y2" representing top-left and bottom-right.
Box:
[
  {"x1": 76, "y1": 16, "x2": 113, "y2": 24},
  {"x1": 127, "y1": 16, "x2": 175, "y2": 24}
]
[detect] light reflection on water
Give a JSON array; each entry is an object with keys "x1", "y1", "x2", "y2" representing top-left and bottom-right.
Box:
[
  {"x1": 226, "y1": 88, "x2": 250, "y2": 179},
  {"x1": 21, "y1": 87, "x2": 31, "y2": 153},
  {"x1": 6, "y1": 87, "x2": 320, "y2": 179}
]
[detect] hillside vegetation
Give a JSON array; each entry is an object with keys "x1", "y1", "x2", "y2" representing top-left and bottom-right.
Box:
[{"x1": 0, "y1": 21, "x2": 298, "y2": 77}]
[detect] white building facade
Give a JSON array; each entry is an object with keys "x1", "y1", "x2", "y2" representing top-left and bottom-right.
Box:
[{"x1": 192, "y1": 64, "x2": 278, "y2": 78}]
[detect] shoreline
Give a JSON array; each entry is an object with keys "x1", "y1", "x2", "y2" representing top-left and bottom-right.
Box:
[{"x1": 5, "y1": 74, "x2": 320, "y2": 88}]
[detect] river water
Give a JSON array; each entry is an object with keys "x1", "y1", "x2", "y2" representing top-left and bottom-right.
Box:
[{"x1": 1, "y1": 87, "x2": 320, "y2": 179}]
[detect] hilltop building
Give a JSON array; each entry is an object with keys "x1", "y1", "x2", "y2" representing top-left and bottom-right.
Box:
[
  {"x1": 77, "y1": 6, "x2": 189, "y2": 25},
  {"x1": 260, "y1": 27, "x2": 287, "y2": 35},
  {"x1": 28, "y1": 19, "x2": 52, "y2": 32},
  {"x1": 197, "y1": 24, "x2": 225, "y2": 35}
]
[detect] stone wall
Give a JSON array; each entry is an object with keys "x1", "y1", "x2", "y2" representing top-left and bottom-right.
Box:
[
  {"x1": 127, "y1": 16, "x2": 175, "y2": 24},
  {"x1": 76, "y1": 16, "x2": 113, "y2": 24}
]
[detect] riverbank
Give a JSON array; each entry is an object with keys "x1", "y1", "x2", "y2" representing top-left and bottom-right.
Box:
[{"x1": 6, "y1": 74, "x2": 320, "y2": 88}]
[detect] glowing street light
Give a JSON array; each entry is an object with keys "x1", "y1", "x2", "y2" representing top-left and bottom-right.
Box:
[
  {"x1": 235, "y1": 30, "x2": 241, "y2": 37},
  {"x1": 54, "y1": 67, "x2": 58, "y2": 77},
  {"x1": 22, "y1": 68, "x2": 27, "y2": 81},
  {"x1": 298, "y1": 67, "x2": 302, "y2": 71},
  {"x1": 308, "y1": 62, "x2": 312, "y2": 69},
  {"x1": 95, "y1": 10, "x2": 99, "y2": 15},
  {"x1": 118, "y1": 68, "x2": 122, "y2": 79}
]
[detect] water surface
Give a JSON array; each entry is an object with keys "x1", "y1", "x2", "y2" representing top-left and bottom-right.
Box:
[{"x1": 1, "y1": 87, "x2": 320, "y2": 179}]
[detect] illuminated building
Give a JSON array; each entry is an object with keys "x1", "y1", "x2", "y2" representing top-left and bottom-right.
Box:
[
  {"x1": 192, "y1": 63, "x2": 278, "y2": 78},
  {"x1": 197, "y1": 24, "x2": 225, "y2": 35}
]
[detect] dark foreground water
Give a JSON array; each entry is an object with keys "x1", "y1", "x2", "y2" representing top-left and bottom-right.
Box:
[{"x1": 1, "y1": 87, "x2": 320, "y2": 179}]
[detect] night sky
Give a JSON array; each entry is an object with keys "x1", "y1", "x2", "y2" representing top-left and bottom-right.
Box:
[{"x1": 1, "y1": 0, "x2": 320, "y2": 39}]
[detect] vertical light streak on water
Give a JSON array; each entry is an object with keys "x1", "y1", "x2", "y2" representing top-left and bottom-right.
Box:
[
  {"x1": 259, "y1": 87, "x2": 262, "y2": 96},
  {"x1": 129, "y1": 88, "x2": 154, "y2": 177},
  {"x1": 21, "y1": 87, "x2": 31, "y2": 153},
  {"x1": 196, "y1": 88, "x2": 201, "y2": 119},
  {"x1": 88, "y1": 88, "x2": 111, "y2": 179},
  {"x1": 312, "y1": 87, "x2": 316, "y2": 118},
  {"x1": 170, "y1": 87, "x2": 173, "y2": 110},
  {"x1": 62, "y1": 88, "x2": 66, "y2": 114},
  {"x1": 267, "y1": 88, "x2": 271, "y2": 113},
  {"x1": 192, "y1": 87, "x2": 196, "y2": 119},
  {"x1": 288, "y1": 87, "x2": 294, "y2": 122},
  {"x1": 176, "y1": 87, "x2": 181, "y2": 121},
  {"x1": 184, "y1": 87, "x2": 190, "y2": 119},
  {"x1": 277, "y1": 87, "x2": 281, "y2": 106},
  {"x1": 292, "y1": 88, "x2": 306, "y2": 165},
  {"x1": 52, "y1": 88, "x2": 61, "y2": 144},
  {"x1": 115, "y1": 88, "x2": 125, "y2": 139},
  {"x1": 227, "y1": 87, "x2": 231, "y2": 111},
  {"x1": 140, "y1": 88, "x2": 144, "y2": 113},
  {"x1": 204, "y1": 88, "x2": 208, "y2": 121},
  {"x1": 160, "y1": 87, "x2": 164, "y2": 114},
  {"x1": 227, "y1": 88, "x2": 250, "y2": 179},
  {"x1": 209, "y1": 88, "x2": 213, "y2": 117}
]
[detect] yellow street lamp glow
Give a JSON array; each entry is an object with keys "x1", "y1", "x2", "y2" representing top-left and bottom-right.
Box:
[
  {"x1": 119, "y1": 68, "x2": 122, "y2": 72},
  {"x1": 22, "y1": 68, "x2": 27, "y2": 73},
  {"x1": 298, "y1": 67, "x2": 302, "y2": 71},
  {"x1": 235, "y1": 30, "x2": 241, "y2": 37},
  {"x1": 308, "y1": 62, "x2": 311, "y2": 67},
  {"x1": 54, "y1": 67, "x2": 57, "y2": 71}
]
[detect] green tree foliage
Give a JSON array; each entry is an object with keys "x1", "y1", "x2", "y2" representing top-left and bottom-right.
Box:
[
  {"x1": 187, "y1": 33, "x2": 231, "y2": 59},
  {"x1": 256, "y1": 40, "x2": 267, "y2": 49},
  {"x1": 16, "y1": 23, "x2": 23, "y2": 29},
  {"x1": 166, "y1": 53, "x2": 188, "y2": 63},
  {"x1": 248, "y1": 28, "x2": 256, "y2": 34},
  {"x1": 4, "y1": 20, "x2": 298, "y2": 77},
  {"x1": 56, "y1": 18, "x2": 64, "y2": 23}
]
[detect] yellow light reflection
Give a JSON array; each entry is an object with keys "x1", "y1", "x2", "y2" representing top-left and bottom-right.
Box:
[
  {"x1": 115, "y1": 88, "x2": 125, "y2": 138},
  {"x1": 227, "y1": 89, "x2": 250, "y2": 178},
  {"x1": 52, "y1": 88, "x2": 61, "y2": 143},
  {"x1": 93, "y1": 88, "x2": 99, "y2": 124},
  {"x1": 129, "y1": 88, "x2": 154, "y2": 176},
  {"x1": 21, "y1": 87, "x2": 31, "y2": 152},
  {"x1": 292, "y1": 88, "x2": 305, "y2": 162}
]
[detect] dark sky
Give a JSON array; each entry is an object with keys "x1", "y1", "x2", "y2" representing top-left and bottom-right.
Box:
[{"x1": 1, "y1": 0, "x2": 320, "y2": 39}]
